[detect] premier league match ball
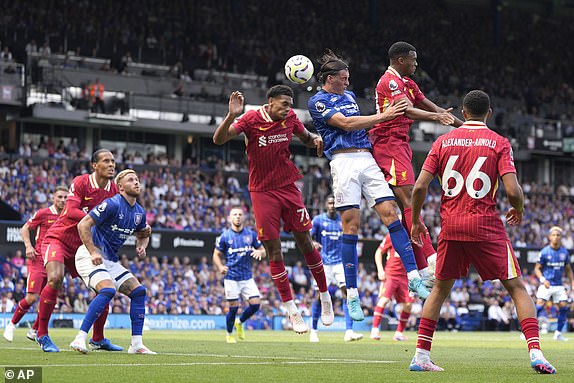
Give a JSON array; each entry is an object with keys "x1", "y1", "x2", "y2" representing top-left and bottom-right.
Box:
[{"x1": 284, "y1": 55, "x2": 314, "y2": 84}]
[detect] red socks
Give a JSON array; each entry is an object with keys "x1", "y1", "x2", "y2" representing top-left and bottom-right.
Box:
[
  {"x1": 37, "y1": 285, "x2": 58, "y2": 338},
  {"x1": 416, "y1": 317, "x2": 437, "y2": 352},
  {"x1": 303, "y1": 249, "x2": 328, "y2": 292},
  {"x1": 270, "y1": 261, "x2": 293, "y2": 302},
  {"x1": 520, "y1": 317, "x2": 541, "y2": 350},
  {"x1": 397, "y1": 310, "x2": 410, "y2": 333},
  {"x1": 373, "y1": 305, "x2": 384, "y2": 328},
  {"x1": 11, "y1": 298, "x2": 32, "y2": 325},
  {"x1": 92, "y1": 303, "x2": 110, "y2": 342}
]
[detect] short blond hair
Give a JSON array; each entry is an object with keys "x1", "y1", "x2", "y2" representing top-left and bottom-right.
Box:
[
  {"x1": 549, "y1": 226, "x2": 563, "y2": 235},
  {"x1": 114, "y1": 169, "x2": 137, "y2": 185}
]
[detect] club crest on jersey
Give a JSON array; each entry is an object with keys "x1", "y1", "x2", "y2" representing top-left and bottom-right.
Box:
[
  {"x1": 244, "y1": 236, "x2": 252, "y2": 245},
  {"x1": 97, "y1": 202, "x2": 107, "y2": 212},
  {"x1": 315, "y1": 101, "x2": 326, "y2": 113},
  {"x1": 134, "y1": 213, "x2": 143, "y2": 225},
  {"x1": 119, "y1": 213, "x2": 124, "y2": 220},
  {"x1": 389, "y1": 79, "x2": 398, "y2": 91}
]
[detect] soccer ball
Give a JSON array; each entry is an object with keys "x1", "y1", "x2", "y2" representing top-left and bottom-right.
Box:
[{"x1": 284, "y1": 55, "x2": 314, "y2": 84}]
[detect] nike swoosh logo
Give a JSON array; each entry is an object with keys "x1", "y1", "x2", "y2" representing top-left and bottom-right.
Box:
[
  {"x1": 48, "y1": 220, "x2": 55, "y2": 223},
  {"x1": 258, "y1": 126, "x2": 272, "y2": 131},
  {"x1": 84, "y1": 197, "x2": 93, "y2": 200},
  {"x1": 303, "y1": 220, "x2": 310, "y2": 226}
]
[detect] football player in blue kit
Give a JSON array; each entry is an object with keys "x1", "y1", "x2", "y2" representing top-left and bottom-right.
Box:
[
  {"x1": 70, "y1": 169, "x2": 155, "y2": 354},
  {"x1": 213, "y1": 207, "x2": 266, "y2": 343}
]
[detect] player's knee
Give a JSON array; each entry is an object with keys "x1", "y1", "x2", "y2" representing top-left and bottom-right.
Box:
[
  {"x1": 25, "y1": 294, "x2": 39, "y2": 304},
  {"x1": 128, "y1": 285, "x2": 146, "y2": 299},
  {"x1": 98, "y1": 287, "x2": 116, "y2": 300}
]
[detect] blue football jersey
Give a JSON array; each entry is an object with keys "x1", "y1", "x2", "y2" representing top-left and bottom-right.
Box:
[
  {"x1": 311, "y1": 213, "x2": 342, "y2": 265},
  {"x1": 89, "y1": 194, "x2": 146, "y2": 262},
  {"x1": 308, "y1": 89, "x2": 371, "y2": 160},
  {"x1": 538, "y1": 245, "x2": 570, "y2": 286},
  {"x1": 215, "y1": 227, "x2": 262, "y2": 281}
]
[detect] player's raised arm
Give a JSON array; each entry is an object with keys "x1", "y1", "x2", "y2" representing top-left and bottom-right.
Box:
[
  {"x1": 213, "y1": 91, "x2": 243, "y2": 145},
  {"x1": 295, "y1": 128, "x2": 324, "y2": 157},
  {"x1": 414, "y1": 98, "x2": 463, "y2": 127},
  {"x1": 327, "y1": 99, "x2": 408, "y2": 132}
]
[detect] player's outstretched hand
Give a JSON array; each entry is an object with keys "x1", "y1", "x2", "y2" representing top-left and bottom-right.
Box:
[
  {"x1": 505, "y1": 207, "x2": 523, "y2": 226},
  {"x1": 136, "y1": 246, "x2": 146, "y2": 258},
  {"x1": 437, "y1": 108, "x2": 456, "y2": 125},
  {"x1": 25, "y1": 246, "x2": 39, "y2": 261},
  {"x1": 313, "y1": 134, "x2": 324, "y2": 157},
  {"x1": 91, "y1": 251, "x2": 104, "y2": 266},
  {"x1": 410, "y1": 221, "x2": 426, "y2": 248},
  {"x1": 219, "y1": 265, "x2": 229, "y2": 276},
  {"x1": 228, "y1": 91, "x2": 244, "y2": 117}
]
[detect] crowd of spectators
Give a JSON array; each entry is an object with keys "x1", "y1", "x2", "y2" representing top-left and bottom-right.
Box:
[
  {"x1": 1, "y1": 250, "x2": 573, "y2": 333},
  {"x1": 2, "y1": 144, "x2": 574, "y2": 247},
  {"x1": 1, "y1": 0, "x2": 573, "y2": 116}
]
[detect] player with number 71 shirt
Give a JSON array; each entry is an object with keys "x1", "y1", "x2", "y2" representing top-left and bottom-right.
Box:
[{"x1": 422, "y1": 121, "x2": 516, "y2": 242}]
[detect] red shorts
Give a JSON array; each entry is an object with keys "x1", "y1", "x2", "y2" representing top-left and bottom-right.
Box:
[
  {"x1": 26, "y1": 255, "x2": 47, "y2": 294},
  {"x1": 41, "y1": 239, "x2": 80, "y2": 278},
  {"x1": 378, "y1": 276, "x2": 413, "y2": 303},
  {"x1": 371, "y1": 139, "x2": 414, "y2": 186},
  {"x1": 251, "y1": 183, "x2": 312, "y2": 241},
  {"x1": 436, "y1": 238, "x2": 521, "y2": 281}
]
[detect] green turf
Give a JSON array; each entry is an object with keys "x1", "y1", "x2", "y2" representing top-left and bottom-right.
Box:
[{"x1": 1, "y1": 329, "x2": 571, "y2": 382}]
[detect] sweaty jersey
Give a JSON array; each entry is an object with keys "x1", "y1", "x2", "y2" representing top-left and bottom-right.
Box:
[
  {"x1": 215, "y1": 227, "x2": 262, "y2": 281},
  {"x1": 26, "y1": 205, "x2": 60, "y2": 253},
  {"x1": 308, "y1": 90, "x2": 371, "y2": 160},
  {"x1": 44, "y1": 173, "x2": 117, "y2": 250},
  {"x1": 369, "y1": 67, "x2": 426, "y2": 144},
  {"x1": 422, "y1": 121, "x2": 516, "y2": 241},
  {"x1": 233, "y1": 107, "x2": 304, "y2": 192},
  {"x1": 89, "y1": 194, "x2": 146, "y2": 262},
  {"x1": 537, "y1": 245, "x2": 570, "y2": 286},
  {"x1": 378, "y1": 234, "x2": 406, "y2": 278},
  {"x1": 311, "y1": 213, "x2": 342, "y2": 265}
]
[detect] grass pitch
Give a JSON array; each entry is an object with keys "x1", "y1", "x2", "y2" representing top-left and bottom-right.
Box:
[{"x1": 1, "y1": 329, "x2": 571, "y2": 382}]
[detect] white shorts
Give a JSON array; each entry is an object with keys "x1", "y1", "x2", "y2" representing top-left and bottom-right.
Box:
[
  {"x1": 536, "y1": 285, "x2": 568, "y2": 302},
  {"x1": 224, "y1": 278, "x2": 261, "y2": 301},
  {"x1": 313, "y1": 263, "x2": 346, "y2": 290},
  {"x1": 75, "y1": 245, "x2": 134, "y2": 291},
  {"x1": 330, "y1": 152, "x2": 395, "y2": 209}
]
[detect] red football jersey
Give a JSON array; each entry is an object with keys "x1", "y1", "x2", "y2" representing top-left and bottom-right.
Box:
[
  {"x1": 26, "y1": 205, "x2": 60, "y2": 253},
  {"x1": 369, "y1": 67, "x2": 426, "y2": 144},
  {"x1": 378, "y1": 234, "x2": 407, "y2": 278},
  {"x1": 422, "y1": 121, "x2": 516, "y2": 241},
  {"x1": 44, "y1": 173, "x2": 117, "y2": 250},
  {"x1": 233, "y1": 106, "x2": 304, "y2": 192}
]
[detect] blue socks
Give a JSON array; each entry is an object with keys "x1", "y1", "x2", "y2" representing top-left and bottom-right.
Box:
[
  {"x1": 226, "y1": 306, "x2": 239, "y2": 333},
  {"x1": 343, "y1": 298, "x2": 353, "y2": 330},
  {"x1": 239, "y1": 304, "x2": 260, "y2": 323},
  {"x1": 80, "y1": 287, "x2": 115, "y2": 333},
  {"x1": 342, "y1": 234, "x2": 359, "y2": 288},
  {"x1": 536, "y1": 304, "x2": 545, "y2": 318},
  {"x1": 129, "y1": 286, "x2": 146, "y2": 336},
  {"x1": 388, "y1": 220, "x2": 417, "y2": 273},
  {"x1": 311, "y1": 299, "x2": 321, "y2": 330},
  {"x1": 557, "y1": 305, "x2": 569, "y2": 332}
]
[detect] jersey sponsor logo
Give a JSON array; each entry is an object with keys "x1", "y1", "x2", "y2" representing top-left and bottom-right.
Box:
[
  {"x1": 258, "y1": 136, "x2": 267, "y2": 147},
  {"x1": 315, "y1": 101, "x2": 326, "y2": 113},
  {"x1": 389, "y1": 79, "x2": 398, "y2": 91},
  {"x1": 135, "y1": 213, "x2": 143, "y2": 226}
]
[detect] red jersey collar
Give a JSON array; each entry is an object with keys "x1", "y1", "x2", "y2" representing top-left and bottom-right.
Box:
[
  {"x1": 386, "y1": 66, "x2": 402, "y2": 79},
  {"x1": 461, "y1": 121, "x2": 488, "y2": 130}
]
